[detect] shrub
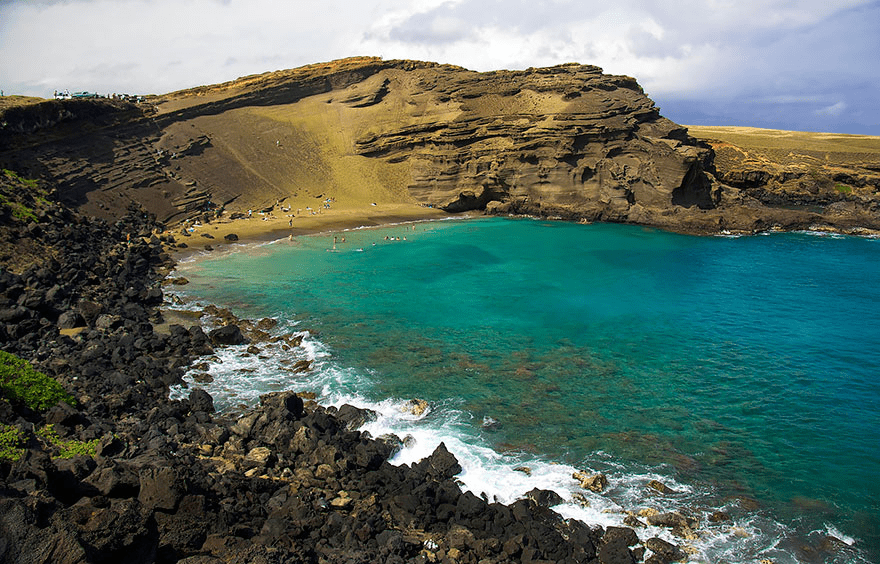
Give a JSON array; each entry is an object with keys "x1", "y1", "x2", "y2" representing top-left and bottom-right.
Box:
[
  {"x1": 0, "y1": 350, "x2": 76, "y2": 411},
  {"x1": 37, "y1": 424, "x2": 98, "y2": 459},
  {"x1": 0, "y1": 169, "x2": 49, "y2": 222},
  {"x1": 0, "y1": 424, "x2": 25, "y2": 462}
]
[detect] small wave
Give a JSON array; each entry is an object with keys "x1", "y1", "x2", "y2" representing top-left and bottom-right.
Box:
[{"x1": 166, "y1": 291, "x2": 872, "y2": 564}]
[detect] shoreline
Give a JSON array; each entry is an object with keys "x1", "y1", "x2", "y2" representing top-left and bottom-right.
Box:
[{"x1": 167, "y1": 203, "x2": 456, "y2": 259}]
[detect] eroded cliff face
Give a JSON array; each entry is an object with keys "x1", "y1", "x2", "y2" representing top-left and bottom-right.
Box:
[
  {"x1": 1, "y1": 57, "x2": 878, "y2": 234},
  {"x1": 350, "y1": 63, "x2": 716, "y2": 220}
]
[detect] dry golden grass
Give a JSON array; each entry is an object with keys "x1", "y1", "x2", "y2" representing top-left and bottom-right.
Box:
[
  {"x1": 686, "y1": 125, "x2": 880, "y2": 168},
  {"x1": 0, "y1": 95, "x2": 47, "y2": 112}
]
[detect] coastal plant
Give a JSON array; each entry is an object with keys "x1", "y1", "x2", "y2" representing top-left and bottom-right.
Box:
[
  {"x1": 37, "y1": 424, "x2": 99, "y2": 459},
  {"x1": 0, "y1": 423, "x2": 25, "y2": 461},
  {"x1": 0, "y1": 168, "x2": 49, "y2": 222},
  {"x1": 834, "y1": 184, "x2": 853, "y2": 194},
  {"x1": 0, "y1": 350, "x2": 76, "y2": 411}
]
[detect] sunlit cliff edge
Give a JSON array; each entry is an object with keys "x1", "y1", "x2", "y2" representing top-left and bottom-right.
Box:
[{"x1": 1, "y1": 56, "x2": 878, "y2": 235}]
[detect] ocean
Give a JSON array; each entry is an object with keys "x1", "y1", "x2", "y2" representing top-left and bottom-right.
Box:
[{"x1": 168, "y1": 217, "x2": 879, "y2": 563}]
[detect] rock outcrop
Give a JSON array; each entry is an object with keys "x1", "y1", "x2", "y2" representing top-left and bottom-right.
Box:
[
  {"x1": 5, "y1": 56, "x2": 875, "y2": 235},
  {"x1": 351, "y1": 63, "x2": 716, "y2": 220}
]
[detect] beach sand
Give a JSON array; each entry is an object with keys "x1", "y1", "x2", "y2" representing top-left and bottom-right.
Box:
[{"x1": 168, "y1": 202, "x2": 454, "y2": 257}]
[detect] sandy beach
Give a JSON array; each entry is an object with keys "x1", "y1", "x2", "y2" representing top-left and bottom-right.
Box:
[{"x1": 168, "y1": 202, "x2": 454, "y2": 257}]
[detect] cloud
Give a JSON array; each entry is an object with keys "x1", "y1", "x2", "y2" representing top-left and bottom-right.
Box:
[
  {"x1": 815, "y1": 101, "x2": 847, "y2": 118},
  {"x1": 0, "y1": 0, "x2": 878, "y2": 133}
]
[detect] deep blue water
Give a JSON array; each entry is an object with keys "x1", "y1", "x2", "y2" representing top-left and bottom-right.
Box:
[{"x1": 173, "y1": 218, "x2": 880, "y2": 563}]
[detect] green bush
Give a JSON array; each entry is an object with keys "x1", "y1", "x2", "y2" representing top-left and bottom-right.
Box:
[
  {"x1": 0, "y1": 424, "x2": 25, "y2": 462},
  {"x1": 0, "y1": 350, "x2": 76, "y2": 411},
  {"x1": 37, "y1": 424, "x2": 98, "y2": 459},
  {"x1": 834, "y1": 184, "x2": 853, "y2": 194},
  {"x1": 0, "y1": 169, "x2": 50, "y2": 223}
]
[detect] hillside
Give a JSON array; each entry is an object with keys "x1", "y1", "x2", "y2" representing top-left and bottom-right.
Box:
[
  {"x1": 0, "y1": 57, "x2": 878, "y2": 235},
  {"x1": 688, "y1": 125, "x2": 880, "y2": 211}
]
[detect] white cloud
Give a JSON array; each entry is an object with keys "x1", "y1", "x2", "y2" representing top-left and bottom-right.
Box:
[
  {"x1": 0, "y1": 0, "x2": 877, "y2": 132},
  {"x1": 815, "y1": 101, "x2": 847, "y2": 118}
]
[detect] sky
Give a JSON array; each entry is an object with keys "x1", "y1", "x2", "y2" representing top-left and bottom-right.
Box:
[{"x1": 1, "y1": 0, "x2": 878, "y2": 134}]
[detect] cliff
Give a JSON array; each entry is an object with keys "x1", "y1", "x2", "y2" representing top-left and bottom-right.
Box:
[{"x1": 1, "y1": 57, "x2": 878, "y2": 234}]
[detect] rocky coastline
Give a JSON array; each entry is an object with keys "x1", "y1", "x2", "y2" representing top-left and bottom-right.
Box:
[
  {"x1": 0, "y1": 174, "x2": 706, "y2": 564},
  {"x1": 2, "y1": 56, "x2": 875, "y2": 563}
]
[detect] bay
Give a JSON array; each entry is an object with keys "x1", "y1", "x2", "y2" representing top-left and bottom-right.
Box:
[{"x1": 172, "y1": 217, "x2": 880, "y2": 563}]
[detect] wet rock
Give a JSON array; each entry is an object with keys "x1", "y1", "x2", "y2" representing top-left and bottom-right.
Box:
[
  {"x1": 401, "y1": 398, "x2": 429, "y2": 416},
  {"x1": 646, "y1": 511, "x2": 699, "y2": 530},
  {"x1": 574, "y1": 470, "x2": 608, "y2": 492},
  {"x1": 334, "y1": 403, "x2": 377, "y2": 430},
  {"x1": 259, "y1": 390, "x2": 304, "y2": 418},
  {"x1": 289, "y1": 359, "x2": 311, "y2": 373},
  {"x1": 414, "y1": 442, "x2": 462, "y2": 480},
  {"x1": 623, "y1": 514, "x2": 647, "y2": 528},
  {"x1": 526, "y1": 488, "x2": 564, "y2": 508},
  {"x1": 481, "y1": 415, "x2": 500, "y2": 430},
  {"x1": 223, "y1": 233, "x2": 239, "y2": 242},
  {"x1": 647, "y1": 479, "x2": 677, "y2": 495},
  {"x1": 208, "y1": 324, "x2": 246, "y2": 345},
  {"x1": 645, "y1": 537, "x2": 686, "y2": 562}
]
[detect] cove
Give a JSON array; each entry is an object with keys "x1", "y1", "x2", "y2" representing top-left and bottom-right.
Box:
[{"x1": 172, "y1": 217, "x2": 880, "y2": 563}]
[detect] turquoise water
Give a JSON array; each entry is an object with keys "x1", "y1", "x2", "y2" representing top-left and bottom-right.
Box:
[{"x1": 174, "y1": 218, "x2": 880, "y2": 562}]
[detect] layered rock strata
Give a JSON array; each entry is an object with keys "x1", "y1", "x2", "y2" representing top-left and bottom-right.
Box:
[{"x1": 6, "y1": 57, "x2": 874, "y2": 235}]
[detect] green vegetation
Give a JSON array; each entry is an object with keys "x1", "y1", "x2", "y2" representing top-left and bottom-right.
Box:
[
  {"x1": 0, "y1": 350, "x2": 76, "y2": 411},
  {"x1": 37, "y1": 424, "x2": 98, "y2": 459},
  {"x1": 0, "y1": 424, "x2": 25, "y2": 462},
  {"x1": 834, "y1": 184, "x2": 853, "y2": 194},
  {"x1": 0, "y1": 169, "x2": 49, "y2": 223}
]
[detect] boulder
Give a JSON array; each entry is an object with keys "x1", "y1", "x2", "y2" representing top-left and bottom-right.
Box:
[
  {"x1": 646, "y1": 511, "x2": 699, "y2": 530},
  {"x1": 574, "y1": 470, "x2": 608, "y2": 492},
  {"x1": 57, "y1": 310, "x2": 86, "y2": 329},
  {"x1": 138, "y1": 466, "x2": 182, "y2": 511},
  {"x1": 401, "y1": 398, "x2": 429, "y2": 416},
  {"x1": 645, "y1": 537, "x2": 686, "y2": 562},
  {"x1": 646, "y1": 479, "x2": 676, "y2": 495},
  {"x1": 208, "y1": 324, "x2": 246, "y2": 345},
  {"x1": 334, "y1": 403, "x2": 377, "y2": 430},
  {"x1": 526, "y1": 488, "x2": 564, "y2": 508},
  {"x1": 188, "y1": 388, "x2": 215, "y2": 413},
  {"x1": 245, "y1": 446, "x2": 275, "y2": 467}
]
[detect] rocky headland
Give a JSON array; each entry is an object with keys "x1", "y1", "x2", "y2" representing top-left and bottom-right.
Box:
[
  {"x1": 1, "y1": 56, "x2": 878, "y2": 237},
  {"x1": 1, "y1": 57, "x2": 876, "y2": 563}
]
